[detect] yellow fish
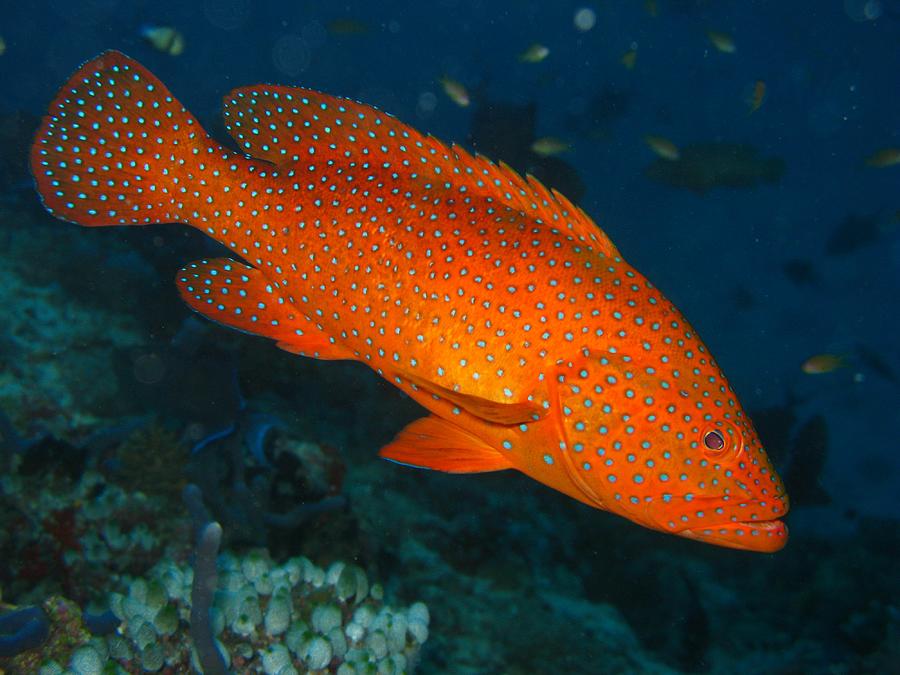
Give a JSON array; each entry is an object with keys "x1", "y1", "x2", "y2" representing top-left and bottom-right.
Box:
[
  {"x1": 439, "y1": 76, "x2": 470, "y2": 107},
  {"x1": 530, "y1": 136, "x2": 571, "y2": 157},
  {"x1": 801, "y1": 354, "x2": 846, "y2": 375},
  {"x1": 326, "y1": 18, "x2": 370, "y2": 36},
  {"x1": 644, "y1": 135, "x2": 680, "y2": 161},
  {"x1": 519, "y1": 43, "x2": 550, "y2": 63},
  {"x1": 865, "y1": 148, "x2": 900, "y2": 168},
  {"x1": 141, "y1": 25, "x2": 185, "y2": 56},
  {"x1": 707, "y1": 30, "x2": 736, "y2": 54}
]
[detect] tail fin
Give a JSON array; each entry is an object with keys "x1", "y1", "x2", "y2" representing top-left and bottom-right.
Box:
[{"x1": 31, "y1": 50, "x2": 206, "y2": 227}]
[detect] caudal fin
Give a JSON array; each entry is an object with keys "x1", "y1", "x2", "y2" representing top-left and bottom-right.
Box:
[{"x1": 31, "y1": 50, "x2": 206, "y2": 227}]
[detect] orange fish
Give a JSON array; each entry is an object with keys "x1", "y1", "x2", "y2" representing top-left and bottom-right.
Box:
[
  {"x1": 747, "y1": 80, "x2": 766, "y2": 114},
  {"x1": 31, "y1": 52, "x2": 789, "y2": 552},
  {"x1": 865, "y1": 148, "x2": 900, "y2": 168},
  {"x1": 620, "y1": 49, "x2": 637, "y2": 71}
]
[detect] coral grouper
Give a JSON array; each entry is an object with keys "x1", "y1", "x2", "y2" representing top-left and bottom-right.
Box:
[{"x1": 31, "y1": 51, "x2": 789, "y2": 551}]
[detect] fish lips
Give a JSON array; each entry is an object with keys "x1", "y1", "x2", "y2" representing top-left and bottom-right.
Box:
[
  {"x1": 678, "y1": 517, "x2": 788, "y2": 552},
  {"x1": 642, "y1": 494, "x2": 790, "y2": 552}
]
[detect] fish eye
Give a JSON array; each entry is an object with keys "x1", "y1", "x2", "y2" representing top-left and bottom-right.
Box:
[
  {"x1": 699, "y1": 422, "x2": 744, "y2": 462},
  {"x1": 703, "y1": 430, "x2": 726, "y2": 452}
]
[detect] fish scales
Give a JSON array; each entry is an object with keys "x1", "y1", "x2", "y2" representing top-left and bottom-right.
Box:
[{"x1": 31, "y1": 52, "x2": 789, "y2": 551}]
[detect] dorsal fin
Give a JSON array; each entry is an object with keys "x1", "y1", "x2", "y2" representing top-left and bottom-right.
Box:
[{"x1": 221, "y1": 86, "x2": 619, "y2": 258}]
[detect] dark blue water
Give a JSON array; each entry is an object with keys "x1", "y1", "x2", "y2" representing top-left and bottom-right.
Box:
[{"x1": 1, "y1": 1, "x2": 898, "y2": 673}]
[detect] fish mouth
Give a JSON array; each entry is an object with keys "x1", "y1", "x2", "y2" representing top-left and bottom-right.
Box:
[{"x1": 678, "y1": 517, "x2": 788, "y2": 552}]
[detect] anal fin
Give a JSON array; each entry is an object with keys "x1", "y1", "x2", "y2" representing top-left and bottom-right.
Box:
[{"x1": 379, "y1": 416, "x2": 513, "y2": 473}]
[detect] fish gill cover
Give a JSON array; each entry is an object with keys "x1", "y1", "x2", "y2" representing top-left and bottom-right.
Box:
[{"x1": 1, "y1": 1, "x2": 899, "y2": 673}]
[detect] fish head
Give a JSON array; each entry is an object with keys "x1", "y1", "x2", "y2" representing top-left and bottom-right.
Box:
[
  {"x1": 556, "y1": 329, "x2": 789, "y2": 553},
  {"x1": 645, "y1": 410, "x2": 791, "y2": 553}
]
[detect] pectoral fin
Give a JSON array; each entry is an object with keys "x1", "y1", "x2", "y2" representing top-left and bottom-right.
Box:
[
  {"x1": 400, "y1": 371, "x2": 544, "y2": 425},
  {"x1": 379, "y1": 416, "x2": 513, "y2": 473}
]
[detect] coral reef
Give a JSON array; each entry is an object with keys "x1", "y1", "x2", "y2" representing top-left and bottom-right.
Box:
[
  {"x1": 0, "y1": 605, "x2": 50, "y2": 659},
  {"x1": 113, "y1": 425, "x2": 189, "y2": 500},
  {"x1": 105, "y1": 552, "x2": 427, "y2": 673},
  {"x1": 2, "y1": 550, "x2": 430, "y2": 674},
  {"x1": 0, "y1": 463, "x2": 185, "y2": 608},
  {"x1": 185, "y1": 411, "x2": 348, "y2": 554}
]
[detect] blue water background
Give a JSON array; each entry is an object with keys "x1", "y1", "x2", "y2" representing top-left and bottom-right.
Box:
[{"x1": 1, "y1": 1, "x2": 899, "y2": 671}]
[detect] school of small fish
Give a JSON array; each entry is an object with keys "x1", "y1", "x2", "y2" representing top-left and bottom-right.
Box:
[{"x1": 31, "y1": 51, "x2": 789, "y2": 552}]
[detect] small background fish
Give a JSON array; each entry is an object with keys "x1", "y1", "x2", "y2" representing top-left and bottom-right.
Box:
[
  {"x1": 439, "y1": 75, "x2": 470, "y2": 106},
  {"x1": 747, "y1": 80, "x2": 766, "y2": 113},
  {"x1": 801, "y1": 353, "x2": 846, "y2": 375},
  {"x1": 530, "y1": 135, "x2": 570, "y2": 156},
  {"x1": 645, "y1": 142, "x2": 785, "y2": 193},
  {"x1": 141, "y1": 25, "x2": 185, "y2": 56},
  {"x1": 865, "y1": 148, "x2": 900, "y2": 168},
  {"x1": 519, "y1": 43, "x2": 549, "y2": 63},
  {"x1": 707, "y1": 30, "x2": 736, "y2": 53},
  {"x1": 644, "y1": 134, "x2": 679, "y2": 160}
]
